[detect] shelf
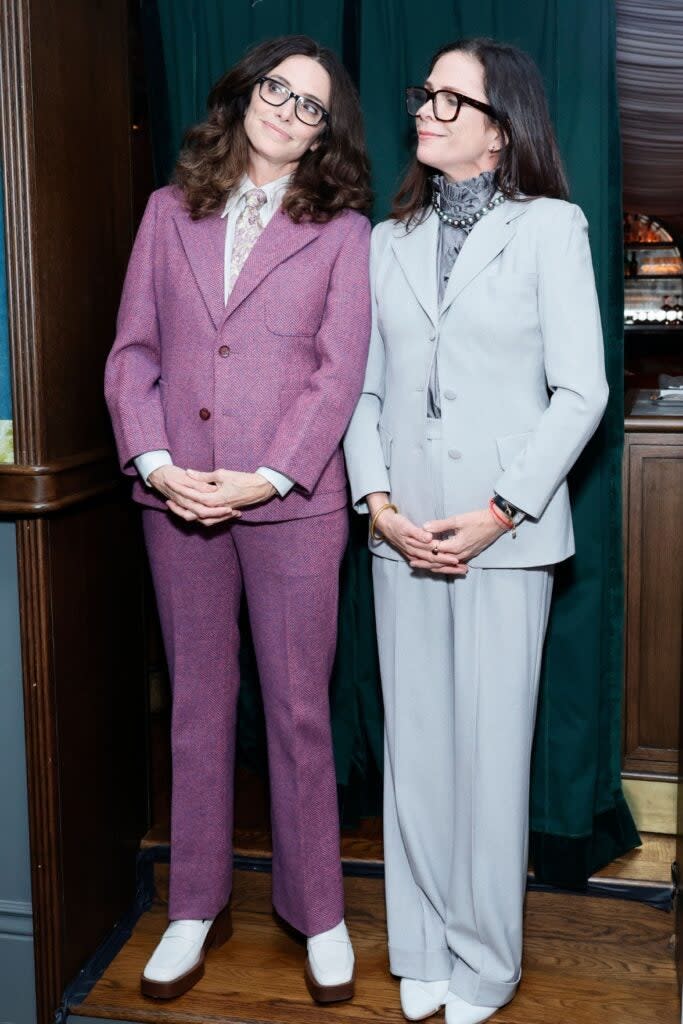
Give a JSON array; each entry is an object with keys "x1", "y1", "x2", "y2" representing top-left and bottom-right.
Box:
[
  {"x1": 624, "y1": 324, "x2": 683, "y2": 333},
  {"x1": 626, "y1": 242, "x2": 679, "y2": 250},
  {"x1": 625, "y1": 274, "x2": 683, "y2": 281}
]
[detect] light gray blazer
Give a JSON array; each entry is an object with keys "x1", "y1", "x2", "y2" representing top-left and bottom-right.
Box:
[{"x1": 343, "y1": 197, "x2": 609, "y2": 569}]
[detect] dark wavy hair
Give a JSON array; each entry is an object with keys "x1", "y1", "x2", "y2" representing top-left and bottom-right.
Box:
[
  {"x1": 392, "y1": 37, "x2": 569, "y2": 226},
  {"x1": 174, "y1": 35, "x2": 372, "y2": 222}
]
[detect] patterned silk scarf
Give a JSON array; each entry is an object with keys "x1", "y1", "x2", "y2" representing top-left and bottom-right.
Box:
[{"x1": 429, "y1": 170, "x2": 497, "y2": 417}]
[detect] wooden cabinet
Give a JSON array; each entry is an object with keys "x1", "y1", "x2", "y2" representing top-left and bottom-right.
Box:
[{"x1": 623, "y1": 390, "x2": 683, "y2": 779}]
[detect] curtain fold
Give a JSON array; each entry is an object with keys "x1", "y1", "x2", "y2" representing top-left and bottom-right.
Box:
[{"x1": 143, "y1": 0, "x2": 639, "y2": 881}]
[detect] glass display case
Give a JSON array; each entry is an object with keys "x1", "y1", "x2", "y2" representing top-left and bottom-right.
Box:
[{"x1": 624, "y1": 213, "x2": 683, "y2": 327}]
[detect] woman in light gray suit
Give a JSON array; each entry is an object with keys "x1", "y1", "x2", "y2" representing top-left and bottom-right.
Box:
[{"x1": 343, "y1": 37, "x2": 608, "y2": 1024}]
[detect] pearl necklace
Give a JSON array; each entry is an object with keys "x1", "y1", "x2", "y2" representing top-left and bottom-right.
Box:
[{"x1": 431, "y1": 189, "x2": 505, "y2": 228}]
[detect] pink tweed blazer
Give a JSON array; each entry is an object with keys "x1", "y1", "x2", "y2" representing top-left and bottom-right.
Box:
[{"x1": 105, "y1": 185, "x2": 371, "y2": 522}]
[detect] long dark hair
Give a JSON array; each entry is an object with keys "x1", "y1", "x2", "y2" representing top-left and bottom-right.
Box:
[
  {"x1": 393, "y1": 37, "x2": 569, "y2": 226},
  {"x1": 175, "y1": 35, "x2": 372, "y2": 222}
]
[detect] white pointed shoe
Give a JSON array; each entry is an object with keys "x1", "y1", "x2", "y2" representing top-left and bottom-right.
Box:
[
  {"x1": 140, "y1": 903, "x2": 232, "y2": 999},
  {"x1": 445, "y1": 992, "x2": 499, "y2": 1024},
  {"x1": 305, "y1": 918, "x2": 355, "y2": 1003},
  {"x1": 400, "y1": 978, "x2": 450, "y2": 1020}
]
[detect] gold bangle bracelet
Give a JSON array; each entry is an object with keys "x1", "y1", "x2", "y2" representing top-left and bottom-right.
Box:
[{"x1": 370, "y1": 502, "x2": 398, "y2": 541}]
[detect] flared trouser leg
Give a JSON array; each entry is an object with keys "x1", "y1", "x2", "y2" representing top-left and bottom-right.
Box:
[
  {"x1": 446, "y1": 564, "x2": 553, "y2": 1007},
  {"x1": 373, "y1": 554, "x2": 458, "y2": 982},
  {"x1": 142, "y1": 509, "x2": 243, "y2": 921},
  {"x1": 233, "y1": 508, "x2": 349, "y2": 936}
]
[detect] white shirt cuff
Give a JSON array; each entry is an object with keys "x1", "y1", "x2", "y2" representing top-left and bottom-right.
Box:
[
  {"x1": 134, "y1": 450, "x2": 173, "y2": 486},
  {"x1": 256, "y1": 466, "x2": 295, "y2": 497}
]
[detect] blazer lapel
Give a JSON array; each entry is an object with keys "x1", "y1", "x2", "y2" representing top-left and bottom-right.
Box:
[
  {"x1": 222, "y1": 209, "x2": 322, "y2": 324},
  {"x1": 440, "y1": 200, "x2": 530, "y2": 316},
  {"x1": 390, "y1": 211, "x2": 439, "y2": 329},
  {"x1": 172, "y1": 207, "x2": 226, "y2": 330}
]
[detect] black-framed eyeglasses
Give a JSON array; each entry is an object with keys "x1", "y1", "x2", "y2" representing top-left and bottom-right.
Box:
[
  {"x1": 405, "y1": 85, "x2": 497, "y2": 123},
  {"x1": 257, "y1": 77, "x2": 329, "y2": 128}
]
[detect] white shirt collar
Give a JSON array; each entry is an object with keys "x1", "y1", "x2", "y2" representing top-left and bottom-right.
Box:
[{"x1": 221, "y1": 172, "x2": 292, "y2": 219}]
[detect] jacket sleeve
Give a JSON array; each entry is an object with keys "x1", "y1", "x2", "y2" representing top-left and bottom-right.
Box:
[
  {"x1": 342, "y1": 222, "x2": 392, "y2": 514},
  {"x1": 493, "y1": 204, "x2": 609, "y2": 519},
  {"x1": 104, "y1": 190, "x2": 170, "y2": 476},
  {"x1": 259, "y1": 213, "x2": 371, "y2": 494}
]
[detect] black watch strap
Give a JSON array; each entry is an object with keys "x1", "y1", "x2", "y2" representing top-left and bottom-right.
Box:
[{"x1": 493, "y1": 493, "x2": 525, "y2": 526}]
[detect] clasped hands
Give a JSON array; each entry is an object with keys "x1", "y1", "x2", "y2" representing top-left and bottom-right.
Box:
[
  {"x1": 148, "y1": 465, "x2": 276, "y2": 525},
  {"x1": 369, "y1": 497, "x2": 507, "y2": 575}
]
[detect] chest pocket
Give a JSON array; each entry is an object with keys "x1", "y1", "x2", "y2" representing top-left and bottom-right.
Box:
[{"x1": 264, "y1": 275, "x2": 326, "y2": 337}]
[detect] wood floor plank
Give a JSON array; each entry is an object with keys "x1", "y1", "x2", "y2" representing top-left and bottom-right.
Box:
[{"x1": 71, "y1": 870, "x2": 678, "y2": 1024}]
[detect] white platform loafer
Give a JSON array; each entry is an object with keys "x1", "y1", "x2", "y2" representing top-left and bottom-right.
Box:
[
  {"x1": 305, "y1": 918, "x2": 356, "y2": 1003},
  {"x1": 445, "y1": 992, "x2": 499, "y2": 1024},
  {"x1": 400, "y1": 978, "x2": 450, "y2": 1020},
  {"x1": 140, "y1": 903, "x2": 232, "y2": 999}
]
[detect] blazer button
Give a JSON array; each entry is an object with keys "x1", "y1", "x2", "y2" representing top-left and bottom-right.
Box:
[
  {"x1": 448, "y1": 448, "x2": 462, "y2": 460},
  {"x1": 199, "y1": 408, "x2": 211, "y2": 421},
  {"x1": 443, "y1": 389, "x2": 457, "y2": 400},
  {"x1": 218, "y1": 345, "x2": 230, "y2": 357}
]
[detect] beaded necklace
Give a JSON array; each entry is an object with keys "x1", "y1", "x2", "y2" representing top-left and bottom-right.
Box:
[{"x1": 431, "y1": 188, "x2": 506, "y2": 228}]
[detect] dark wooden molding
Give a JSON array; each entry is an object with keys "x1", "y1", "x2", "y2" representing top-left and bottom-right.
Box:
[
  {"x1": 0, "y1": 0, "x2": 41, "y2": 465},
  {"x1": 0, "y1": 5, "x2": 61, "y2": 1021},
  {"x1": 15, "y1": 518, "x2": 62, "y2": 1024},
  {"x1": 625, "y1": 415, "x2": 683, "y2": 434},
  {"x1": 0, "y1": 451, "x2": 120, "y2": 513}
]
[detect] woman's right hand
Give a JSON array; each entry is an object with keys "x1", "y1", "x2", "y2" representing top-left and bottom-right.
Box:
[
  {"x1": 368, "y1": 495, "x2": 466, "y2": 574},
  {"x1": 148, "y1": 465, "x2": 240, "y2": 524}
]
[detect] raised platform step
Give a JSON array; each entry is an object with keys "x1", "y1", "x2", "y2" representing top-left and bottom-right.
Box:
[{"x1": 68, "y1": 867, "x2": 678, "y2": 1024}]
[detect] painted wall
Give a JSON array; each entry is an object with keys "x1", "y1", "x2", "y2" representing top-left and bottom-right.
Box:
[
  {"x1": 0, "y1": 159, "x2": 34, "y2": 1021},
  {"x1": 0, "y1": 522, "x2": 35, "y2": 1024}
]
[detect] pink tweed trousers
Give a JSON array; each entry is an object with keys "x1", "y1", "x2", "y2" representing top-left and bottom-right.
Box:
[{"x1": 142, "y1": 505, "x2": 348, "y2": 935}]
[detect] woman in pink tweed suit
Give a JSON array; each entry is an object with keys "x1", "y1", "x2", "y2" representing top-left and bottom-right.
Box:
[{"x1": 105, "y1": 36, "x2": 371, "y2": 1002}]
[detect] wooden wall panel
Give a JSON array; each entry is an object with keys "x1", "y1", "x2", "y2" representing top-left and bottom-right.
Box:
[
  {"x1": 28, "y1": 0, "x2": 133, "y2": 463},
  {"x1": 624, "y1": 428, "x2": 683, "y2": 778}
]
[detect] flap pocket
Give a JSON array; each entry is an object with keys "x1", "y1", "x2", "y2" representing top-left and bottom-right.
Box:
[
  {"x1": 378, "y1": 423, "x2": 392, "y2": 467},
  {"x1": 265, "y1": 298, "x2": 324, "y2": 337},
  {"x1": 496, "y1": 430, "x2": 532, "y2": 469}
]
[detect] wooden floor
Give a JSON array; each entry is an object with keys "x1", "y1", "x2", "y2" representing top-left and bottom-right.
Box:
[{"x1": 70, "y1": 867, "x2": 678, "y2": 1024}]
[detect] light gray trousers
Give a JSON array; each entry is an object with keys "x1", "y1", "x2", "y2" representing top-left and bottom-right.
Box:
[{"x1": 373, "y1": 420, "x2": 554, "y2": 1008}]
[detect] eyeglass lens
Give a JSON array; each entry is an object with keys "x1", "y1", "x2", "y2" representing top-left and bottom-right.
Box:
[
  {"x1": 406, "y1": 87, "x2": 460, "y2": 122},
  {"x1": 260, "y1": 78, "x2": 325, "y2": 126}
]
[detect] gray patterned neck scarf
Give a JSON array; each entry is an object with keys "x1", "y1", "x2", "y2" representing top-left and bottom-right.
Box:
[
  {"x1": 429, "y1": 170, "x2": 498, "y2": 418},
  {"x1": 434, "y1": 169, "x2": 497, "y2": 301}
]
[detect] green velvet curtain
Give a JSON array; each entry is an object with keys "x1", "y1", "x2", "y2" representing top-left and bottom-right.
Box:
[{"x1": 143, "y1": 0, "x2": 639, "y2": 884}]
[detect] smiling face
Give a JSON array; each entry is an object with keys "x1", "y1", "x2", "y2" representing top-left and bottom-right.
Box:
[
  {"x1": 415, "y1": 50, "x2": 505, "y2": 182},
  {"x1": 243, "y1": 53, "x2": 331, "y2": 181}
]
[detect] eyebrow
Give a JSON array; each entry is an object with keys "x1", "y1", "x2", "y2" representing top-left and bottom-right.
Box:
[
  {"x1": 424, "y1": 79, "x2": 457, "y2": 93},
  {"x1": 269, "y1": 73, "x2": 326, "y2": 107}
]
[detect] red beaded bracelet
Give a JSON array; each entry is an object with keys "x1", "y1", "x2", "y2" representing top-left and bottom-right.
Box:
[{"x1": 488, "y1": 498, "x2": 514, "y2": 530}]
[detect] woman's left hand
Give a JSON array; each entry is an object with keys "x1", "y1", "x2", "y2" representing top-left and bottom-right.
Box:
[
  {"x1": 168, "y1": 469, "x2": 276, "y2": 526},
  {"x1": 410, "y1": 508, "x2": 508, "y2": 571}
]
